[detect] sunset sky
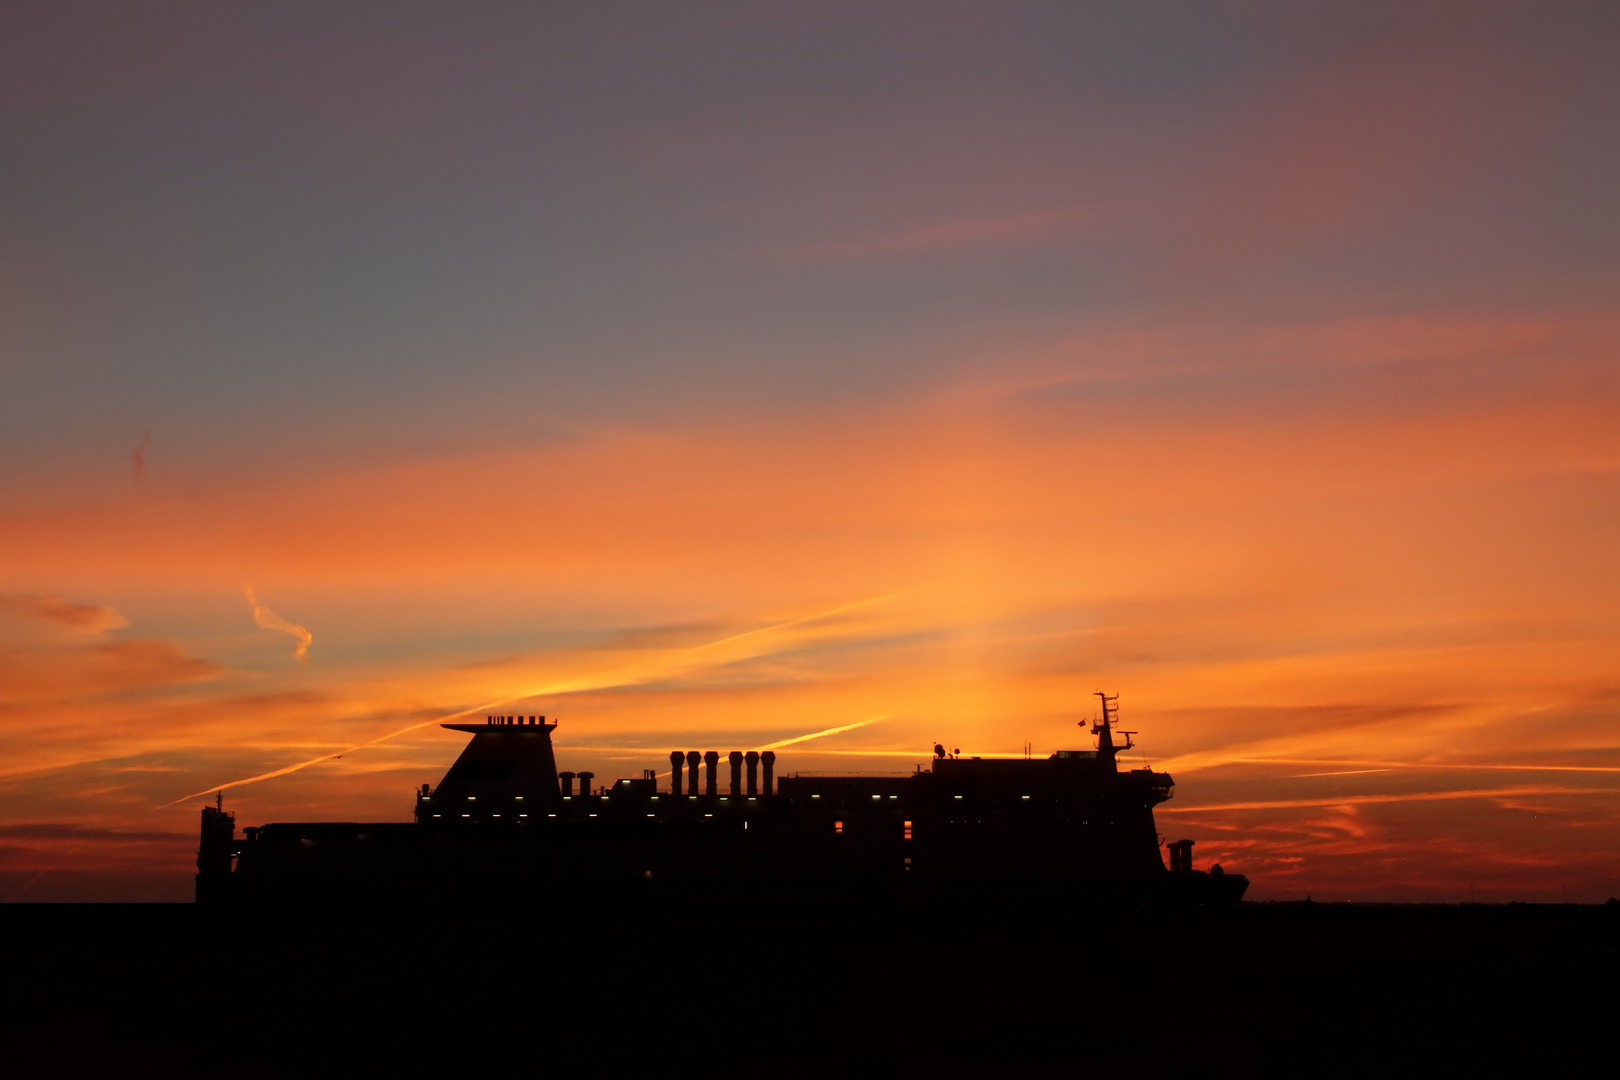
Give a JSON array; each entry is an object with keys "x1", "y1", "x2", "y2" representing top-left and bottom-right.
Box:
[{"x1": 3, "y1": 2, "x2": 1618, "y2": 902}]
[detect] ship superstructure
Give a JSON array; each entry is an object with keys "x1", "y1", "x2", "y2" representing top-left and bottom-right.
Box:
[{"x1": 198, "y1": 693, "x2": 1246, "y2": 905}]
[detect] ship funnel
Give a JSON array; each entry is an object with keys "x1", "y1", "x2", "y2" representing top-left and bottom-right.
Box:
[
  {"x1": 669, "y1": 752, "x2": 684, "y2": 796},
  {"x1": 559, "y1": 771, "x2": 576, "y2": 797},
  {"x1": 729, "y1": 752, "x2": 743, "y2": 796},
  {"x1": 576, "y1": 771, "x2": 595, "y2": 797},
  {"x1": 761, "y1": 751, "x2": 775, "y2": 796},
  {"x1": 704, "y1": 751, "x2": 719, "y2": 797},
  {"x1": 745, "y1": 751, "x2": 759, "y2": 796},
  {"x1": 686, "y1": 752, "x2": 701, "y2": 796},
  {"x1": 1168, "y1": 839, "x2": 1195, "y2": 874}
]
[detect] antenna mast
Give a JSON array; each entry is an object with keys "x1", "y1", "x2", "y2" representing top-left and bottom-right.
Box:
[{"x1": 1089, "y1": 691, "x2": 1130, "y2": 767}]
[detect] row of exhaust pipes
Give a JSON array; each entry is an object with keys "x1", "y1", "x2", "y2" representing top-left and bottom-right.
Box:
[
  {"x1": 553, "y1": 753, "x2": 774, "y2": 798},
  {"x1": 557, "y1": 771, "x2": 594, "y2": 797},
  {"x1": 668, "y1": 750, "x2": 775, "y2": 797}
]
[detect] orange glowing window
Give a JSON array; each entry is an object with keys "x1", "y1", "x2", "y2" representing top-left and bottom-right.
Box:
[
  {"x1": 834, "y1": 820, "x2": 843, "y2": 834},
  {"x1": 903, "y1": 820, "x2": 913, "y2": 840}
]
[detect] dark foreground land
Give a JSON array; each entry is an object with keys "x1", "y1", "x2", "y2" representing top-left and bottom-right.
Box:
[{"x1": 3, "y1": 898, "x2": 1616, "y2": 1076}]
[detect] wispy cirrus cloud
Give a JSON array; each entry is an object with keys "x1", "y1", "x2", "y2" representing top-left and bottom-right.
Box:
[
  {"x1": 777, "y1": 208, "x2": 1091, "y2": 263},
  {"x1": 0, "y1": 639, "x2": 221, "y2": 704},
  {"x1": 0, "y1": 592, "x2": 218, "y2": 707},
  {"x1": 0, "y1": 593, "x2": 128, "y2": 639}
]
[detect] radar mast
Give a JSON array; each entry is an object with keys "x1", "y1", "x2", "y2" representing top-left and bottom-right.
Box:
[{"x1": 1089, "y1": 691, "x2": 1132, "y2": 769}]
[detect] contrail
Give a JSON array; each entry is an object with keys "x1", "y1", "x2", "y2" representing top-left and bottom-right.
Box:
[
  {"x1": 679, "y1": 591, "x2": 904, "y2": 655},
  {"x1": 164, "y1": 592, "x2": 902, "y2": 807},
  {"x1": 246, "y1": 586, "x2": 312, "y2": 661},
  {"x1": 756, "y1": 715, "x2": 886, "y2": 751},
  {"x1": 619, "y1": 715, "x2": 891, "y2": 783},
  {"x1": 1158, "y1": 785, "x2": 1620, "y2": 814},
  {"x1": 133, "y1": 431, "x2": 151, "y2": 485},
  {"x1": 1230, "y1": 757, "x2": 1620, "y2": 774},
  {"x1": 1163, "y1": 754, "x2": 1620, "y2": 776},
  {"x1": 160, "y1": 697, "x2": 510, "y2": 807},
  {"x1": 6, "y1": 867, "x2": 54, "y2": 902}
]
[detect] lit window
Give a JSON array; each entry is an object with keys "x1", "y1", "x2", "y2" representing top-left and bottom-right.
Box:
[
  {"x1": 904, "y1": 820, "x2": 913, "y2": 840},
  {"x1": 834, "y1": 821, "x2": 843, "y2": 834},
  {"x1": 1021, "y1": 795, "x2": 1030, "y2": 800},
  {"x1": 953, "y1": 795, "x2": 963, "y2": 800},
  {"x1": 871, "y1": 795, "x2": 880, "y2": 800}
]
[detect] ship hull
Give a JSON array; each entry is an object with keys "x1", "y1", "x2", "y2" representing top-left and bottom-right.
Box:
[{"x1": 210, "y1": 817, "x2": 1246, "y2": 908}]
